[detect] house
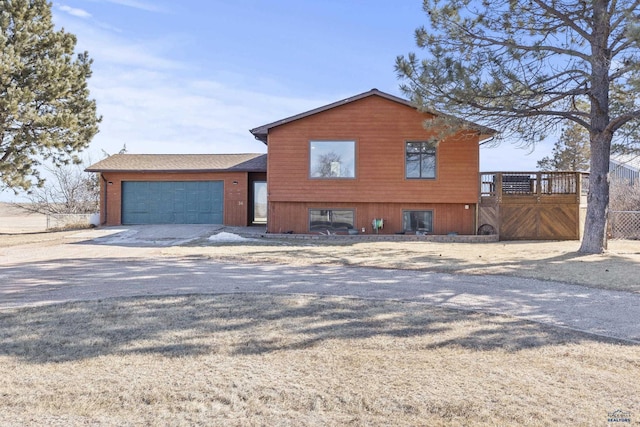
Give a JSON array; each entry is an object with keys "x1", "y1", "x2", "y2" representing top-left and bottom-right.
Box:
[
  {"x1": 84, "y1": 89, "x2": 591, "y2": 240},
  {"x1": 249, "y1": 89, "x2": 495, "y2": 235},
  {"x1": 610, "y1": 154, "x2": 640, "y2": 184},
  {"x1": 85, "y1": 153, "x2": 267, "y2": 226}
]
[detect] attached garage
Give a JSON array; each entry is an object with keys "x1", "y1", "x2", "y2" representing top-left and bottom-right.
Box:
[
  {"x1": 86, "y1": 154, "x2": 267, "y2": 227},
  {"x1": 121, "y1": 181, "x2": 224, "y2": 224}
]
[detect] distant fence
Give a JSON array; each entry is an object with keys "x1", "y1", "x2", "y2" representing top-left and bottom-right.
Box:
[
  {"x1": 609, "y1": 211, "x2": 640, "y2": 240},
  {"x1": 46, "y1": 213, "x2": 99, "y2": 230}
]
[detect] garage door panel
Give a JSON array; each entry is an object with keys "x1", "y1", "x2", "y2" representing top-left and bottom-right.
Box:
[{"x1": 122, "y1": 181, "x2": 223, "y2": 224}]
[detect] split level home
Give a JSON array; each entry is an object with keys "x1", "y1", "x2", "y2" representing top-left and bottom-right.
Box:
[
  {"x1": 250, "y1": 89, "x2": 495, "y2": 235},
  {"x1": 87, "y1": 89, "x2": 496, "y2": 235}
]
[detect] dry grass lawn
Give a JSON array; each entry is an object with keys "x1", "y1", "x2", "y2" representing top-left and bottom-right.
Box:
[
  {"x1": 168, "y1": 238, "x2": 640, "y2": 293},
  {"x1": 0, "y1": 294, "x2": 638, "y2": 426}
]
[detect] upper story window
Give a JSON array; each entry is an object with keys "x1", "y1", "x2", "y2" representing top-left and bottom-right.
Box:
[
  {"x1": 310, "y1": 140, "x2": 355, "y2": 179},
  {"x1": 406, "y1": 141, "x2": 436, "y2": 179}
]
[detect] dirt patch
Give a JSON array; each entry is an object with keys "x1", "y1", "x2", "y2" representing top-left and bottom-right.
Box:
[{"x1": 0, "y1": 294, "x2": 637, "y2": 426}]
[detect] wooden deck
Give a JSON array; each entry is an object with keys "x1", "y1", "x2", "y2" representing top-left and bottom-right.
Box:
[{"x1": 478, "y1": 172, "x2": 588, "y2": 240}]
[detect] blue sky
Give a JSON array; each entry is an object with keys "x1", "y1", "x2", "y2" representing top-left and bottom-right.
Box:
[{"x1": 3, "y1": 0, "x2": 552, "y2": 201}]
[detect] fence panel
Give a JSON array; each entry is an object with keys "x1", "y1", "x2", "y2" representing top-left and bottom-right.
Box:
[
  {"x1": 609, "y1": 211, "x2": 640, "y2": 239},
  {"x1": 46, "y1": 213, "x2": 97, "y2": 230}
]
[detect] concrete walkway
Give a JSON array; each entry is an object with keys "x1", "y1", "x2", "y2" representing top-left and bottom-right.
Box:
[{"x1": 1, "y1": 241, "x2": 639, "y2": 343}]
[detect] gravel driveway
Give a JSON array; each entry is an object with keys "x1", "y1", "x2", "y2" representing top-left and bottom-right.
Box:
[{"x1": 1, "y1": 225, "x2": 639, "y2": 343}]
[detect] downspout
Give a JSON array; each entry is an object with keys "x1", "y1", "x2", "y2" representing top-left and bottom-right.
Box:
[
  {"x1": 475, "y1": 203, "x2": 479, "y2": 235},
  {"x1": 478, "y1": 136, "x2": 495, "y2": 146}
]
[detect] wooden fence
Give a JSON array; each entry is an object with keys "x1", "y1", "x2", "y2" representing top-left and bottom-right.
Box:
[{"x1": 479, "y1": 172, "x2": 589, "y2": 240}]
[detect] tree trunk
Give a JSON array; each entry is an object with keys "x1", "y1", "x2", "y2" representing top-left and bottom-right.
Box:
[
  {"x1": 580, "y1": 0, "x2": 611, "y2": 254},
  {"x1": 579, "y1": 132, "x2": 611, "y2": 253}
]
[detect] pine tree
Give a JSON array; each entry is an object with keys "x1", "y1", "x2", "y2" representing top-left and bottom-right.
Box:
[
  {"x1": 0, "y1": 0, "x2": 100, "y2": 192},
  {"x1": 396, "y1": 0, "x2": 640, "y2": 253},
  {"x1": 537, "y1": 124, "x2": 590, "y2": 172}
]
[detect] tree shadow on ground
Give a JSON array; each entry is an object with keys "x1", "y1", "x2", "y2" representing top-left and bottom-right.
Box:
[
  {"x1": 226, "y1": 244, "x2": 640, "y2": 293},
  {"x1": 0, "y1": 293, "x2": 634, "y2": 365}
]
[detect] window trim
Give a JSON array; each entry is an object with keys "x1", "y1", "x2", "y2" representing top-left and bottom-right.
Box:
[
  {"x1": 309, "y1": 140, "x2": 356, "y2": 180},
  {"x1": 402, "y1": 209, "x2": 434, "y2": 233},
  {"x1": 308, "y1": 208, "x2": 356, "y2": 232},
  {"x1": 405, "y1": 140, "x2": 437, "y2": 180}
]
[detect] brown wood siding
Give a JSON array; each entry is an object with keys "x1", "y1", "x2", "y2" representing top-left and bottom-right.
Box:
[
  {"x1": 268, "y1": 201, "x2": 475, "y2": 235},
  {"x1": 266, "y1": 96, "x2": 480, "y2": 206},
  {"x1": 265, "y1": 95, "x2": 480, "y2": 234},
  {"x1": 100, "y1": 171, "x2": 250, "y2": 226}
]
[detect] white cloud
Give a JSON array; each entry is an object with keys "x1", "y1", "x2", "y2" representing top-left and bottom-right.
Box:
[
  {"x1": 53, "y1": 11, "x2": 186, "y2": 70},
  {"x1": 92, "y1": 40, "x2": 186, "y2": 70},
  {"x1": 101, "y1": 0, "x2": 167, "y2": 13},
  {"x1": 58, "y1": 5, "x2": 92, "y2": 19}
]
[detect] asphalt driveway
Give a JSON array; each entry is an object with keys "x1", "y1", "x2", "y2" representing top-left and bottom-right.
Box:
[{"x1": 1, "y1": 225, "x2": 639, "y2": 343}]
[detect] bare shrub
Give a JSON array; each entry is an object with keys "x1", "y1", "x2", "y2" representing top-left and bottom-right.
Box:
[
  {"x1": 16, "y1": 163, "x2": 99, "y2": 216},
  {"x1": 610, "y1": 179, "x2": 640, "y2": 211}
]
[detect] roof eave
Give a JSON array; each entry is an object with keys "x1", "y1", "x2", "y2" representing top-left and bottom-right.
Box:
[
  {"x1": 250, "y1": 131, "x2": 268, "y2": 144},
  {"x1": 249, "y1": 88, "x2": 498, "y2": 142},
  {"x1": 85, "y1": 168, "x2": 265, "y2": 173}
]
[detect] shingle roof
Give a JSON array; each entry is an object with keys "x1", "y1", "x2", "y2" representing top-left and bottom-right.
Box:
[
  {"x1": 85, "y1": 153, "x2": 267, "y2": 173},
  {"x1": 249, "y1": 88, "x2": 497, "y2": 144}
]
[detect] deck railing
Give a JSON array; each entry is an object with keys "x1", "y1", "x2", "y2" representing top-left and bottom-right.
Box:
[{"x1": 480, "y1": 172, "x2": 589, "y2": 198}]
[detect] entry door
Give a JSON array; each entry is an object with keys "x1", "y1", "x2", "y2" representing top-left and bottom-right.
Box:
[{"x1": 253, "y1": 181, "x2": 267, "y2": 224}]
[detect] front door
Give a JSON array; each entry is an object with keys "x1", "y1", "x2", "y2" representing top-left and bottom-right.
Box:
[{"x1": 253, "y1": 181, "x2": 267, "y2": 224}]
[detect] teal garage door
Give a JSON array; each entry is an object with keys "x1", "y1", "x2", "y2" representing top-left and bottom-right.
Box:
[{"x1": 122, "y1": 181, "x2": 224, "y2": 224}]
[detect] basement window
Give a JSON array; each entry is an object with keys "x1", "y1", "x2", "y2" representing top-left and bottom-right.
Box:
[
  {"x1": 403, "y1": 210, "x2": 433, "y2": 233},
  {"x1": 309, "y1": 209, "x2": 355, "y2": 232}
]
